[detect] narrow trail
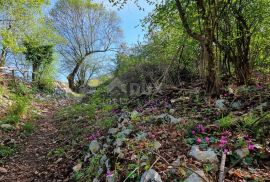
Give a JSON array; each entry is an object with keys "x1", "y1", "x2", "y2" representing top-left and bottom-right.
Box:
[{"x1": 1, "y1": 101, "x2": 72, "y2": 182}]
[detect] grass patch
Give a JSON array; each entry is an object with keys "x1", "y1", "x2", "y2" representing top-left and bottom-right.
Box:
[
  {"x1": 218, "y1": 114, "x2": 235, "y2": 129},
  {"x1": 0, "y1": 145, "x2": 14, "y2": 158},
  {"x1": 22, "y1": 122, "x2": 35, "y2": 135},
  {"x1": 48, "y1": 147, "x2": 65, "y2": 157}
]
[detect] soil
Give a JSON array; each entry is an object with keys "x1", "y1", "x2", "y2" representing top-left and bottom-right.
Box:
[{"x1": 0, "y1": 101, "x2": 73, "y2": 182}]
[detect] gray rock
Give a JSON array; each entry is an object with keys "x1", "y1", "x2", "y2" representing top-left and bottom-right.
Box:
[
  {"x1": 100, "y1": 155, "x2": 108, "y2": 166},
  {"x1": 106, "y1": 175, "x2": 115, "y2": 182},
  {"x1": 184, "y1": 170, "x2": 206, "y2": 182},
  {"x1": 121, "y1": 128, "x2": 132, "y2": 135},
  {"x1": 108, "y1": 128, "x2": 119, "y2": 135},
  {"x1": 84, "y1": 153, "x2": 91, "y2": 162},
  {"x1": 189, "y1": 145, "x2": 218, "y2": 163},
  {"x1": 89, "y1": 140, "x2": 100, "y2": 155},
  {"x1": 169, "y1": 109, "x2": 175, "y2": 114},
  {"x1": 98, "y1": 167, "x2": 104, "y2": 175},
  {"x1": 117, "y1": 128, "x2": 132, "y2": 138},
  {"x1": 93, "y1": 178, "x2": 100, "y2": 182},
  {"x1": 136, "y1": 132, "x2": 148, "y2": 141},
  {"x1": 155, "y1": 114, "x2": 180, "y2": 124},
  {"x1": 0, "y1": 167, "x2": 8, "y2": 173},
  {"x1": 231, "y1": 101, "x2": 242, "y2": 110},
  {"x1": 113, "y1": 147, "x2": 124, "y2": 158},
  {"x1": 215, "y1": 99, "x2": 226, "y2": 110},
  {"x1": 114, "y1": 138, "x2": 125, "y2": 147},
  {"x1": 105, "y1": 159, "x2": 111, "y2": 169},
  {"x1": 153, "y1": 141, "x2": 162, "y2": 150},
  {"x1": 140, "y1": 155, "x2": 149, "y2": 161},
  {"x1": 72, "y1": 163, "x2": 82, "y2": 172},
  {"x1": 1, "y1": 124, "x2": 14, "y2": 130},
  {"x1": 235, "y1": 148, "x2": 249, "y2": 158},
  {"x1": 113, "y1": 147, "x2": 121, "y2": 154},
  {"x1": 140, "y1": 169, "x2": 163, "y2": 182},
  {"x1": 171, "y1": 157, "x2": 181, "y2": 167}
]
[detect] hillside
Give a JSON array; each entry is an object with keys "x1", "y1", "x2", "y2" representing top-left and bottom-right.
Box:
[{"x1": 1, "y1": 74, "x2": 269, "y2": 181}]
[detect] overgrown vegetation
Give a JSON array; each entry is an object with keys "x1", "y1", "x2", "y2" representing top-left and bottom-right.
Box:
[{"x1": 0, "y1": 0, "x2": 270, "y2": 181}]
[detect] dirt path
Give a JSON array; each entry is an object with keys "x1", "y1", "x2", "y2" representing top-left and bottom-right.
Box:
[{"x1": 0, "y1": 102, "x2": 72, "y2": 182}]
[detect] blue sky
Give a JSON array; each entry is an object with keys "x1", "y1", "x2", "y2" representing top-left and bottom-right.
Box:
[
  {"x1": 50, "y1": 0, "x2": 154, "y2": 45},
  {"x1": 49, "y1": 0, "x2": 154, "y2": 81}
]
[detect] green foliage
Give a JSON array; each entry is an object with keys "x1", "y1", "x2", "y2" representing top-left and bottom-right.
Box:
[
  {"x1": 242, "y1": 113, "x2": 257, "y2": 127},
  {"x1": 0, "y1": 0, "x2": 47, "y2": 54},
  {"x1": 73, "y1": 171, "x2": 84, "y2": 181},
  {"x1": 219, "y1": 114, "x2": 235, "y2": 129},
  {"x1": 1, "y1": 115, "x2": 20, "y2": 125},
  {"x1": 0, "y1": 145, "x2": 14, "y2": 158},
  {"x1": 22, "y1": 122, "x2": 35, "y2": 135},
  {"x1": 14, "y1": 83, "x2": 32, "y2": 96},
  {"x1": 8, "y1": 95, "x2": 30, "y2": 117},
  {"x1": 37, "y1": 57, "x2": 57, "y2": 91},
  {"x1": 97, "y1": 118, "x2": 115, "y2": 130},
  {"x1": 84, "y1": 154, "x2": 102, "y2": 179},
  {"x1": 24, "y1": 40, "x2": 55, "y2": 90},
  {"x1": 48, "y1": 147, "x2": 65, "y2": 157}
]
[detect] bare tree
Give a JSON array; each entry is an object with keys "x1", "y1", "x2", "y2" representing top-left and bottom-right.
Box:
[{"x1": 50, "y1": 0, "x2": 122, "y2": 91}]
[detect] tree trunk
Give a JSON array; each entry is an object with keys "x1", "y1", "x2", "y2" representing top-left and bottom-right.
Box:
[
  {"x1": 67, "y1": 61, "x2": 83, "y2": 92},
  {"x1": 203, "y1": 41, "x2": 220, "y2": 95},
  {"x1": 32, "y1": 62, "x2": 38, "y2": 82},
  {"x1": 0, "y1": 47, "x2": 7, "y2": 71},
  {"x1": 234, "y1": 35, "x2": 251, "y2": 85}
]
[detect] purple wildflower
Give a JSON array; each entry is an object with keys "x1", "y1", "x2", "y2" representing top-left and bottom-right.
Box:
[
  {"x1": 223, "y1": 148, "x2": 229, "y2": 154},
  {"x1": 196, "y1": 138, "x2": 202, "y2": 144},
  {"x1": 243, "y1": 134, "x2": 249, "y2": 141},
  {"x1": 248, "y1": 143, "x2": 255, "y2": 151},
  {"x1": 192, "y1": 130, "x2": 196, "y2": 135},
  {"x1": 205, "y1": 137, "x2": 210, "y2": 143},
  {"x1": 256, "y1": 83, "x2": 263, "y2": 90},
  {"x1": 197, "y1": 124, "x2": 205, "y2": 133},
  {"x1": 106, "y1": 170, "x2": 113, "y2": 177},
  {"x1": 219, "y1": 136, "x2": 227, "y2": 148}
]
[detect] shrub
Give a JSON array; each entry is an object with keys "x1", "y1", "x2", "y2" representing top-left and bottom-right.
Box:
[
  {"x1": 8, "y1": 95, "x2": 30, "y2": 117},
  {"x1": 37, "y1": 58, "x2": 57, "y2": 92}
]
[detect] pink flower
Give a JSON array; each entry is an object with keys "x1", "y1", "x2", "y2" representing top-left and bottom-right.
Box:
[
  {"x1": 197, "y1": 124, "x2": 205, "y2": 133},
  {"x1": 196, "y1": 138, "x2": 202, "y2": 144},
  {"x1": 248, "y1": 143, "x2": 255, "y2": 151},
  {"x1": 223, "y1": 148, "x2": 229, "y2": 154},
  {"x1": 205, "y1": 137, "x2": 210, "y2": 143},
  {"x1": 243, "y1": 134, "x2": 249, "y2": 140},
  {"x1": 192, "y1": 130, "x2": 196, "y2": 135},
  {"x1": 222, "y1": 130, "x2": 232, "y2": 137},
  {"x1": 219, "y1": 136, "x2": 227, "y2": 148}
]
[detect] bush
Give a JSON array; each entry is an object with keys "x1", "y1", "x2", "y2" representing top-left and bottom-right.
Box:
[
  {"x1": 8, "y1": 95, "x2": 30, "y2": 117},
  {"x1": 36, "y1": 58, "x2": 57, "y2": 91},
  {"x1": 116, "y1": 62, "x2": 196, "y2": 96},
  {"x1": 2, "y1": 115, "x2": 20, "y2": 125}
]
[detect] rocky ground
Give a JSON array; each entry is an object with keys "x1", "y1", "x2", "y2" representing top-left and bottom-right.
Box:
[
  {"x1": 0, "y1": 77, "x2": 270, "y2": 182},
  {"x1": 50, "y1": 79, "x2": 270, "y2": 181}
]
